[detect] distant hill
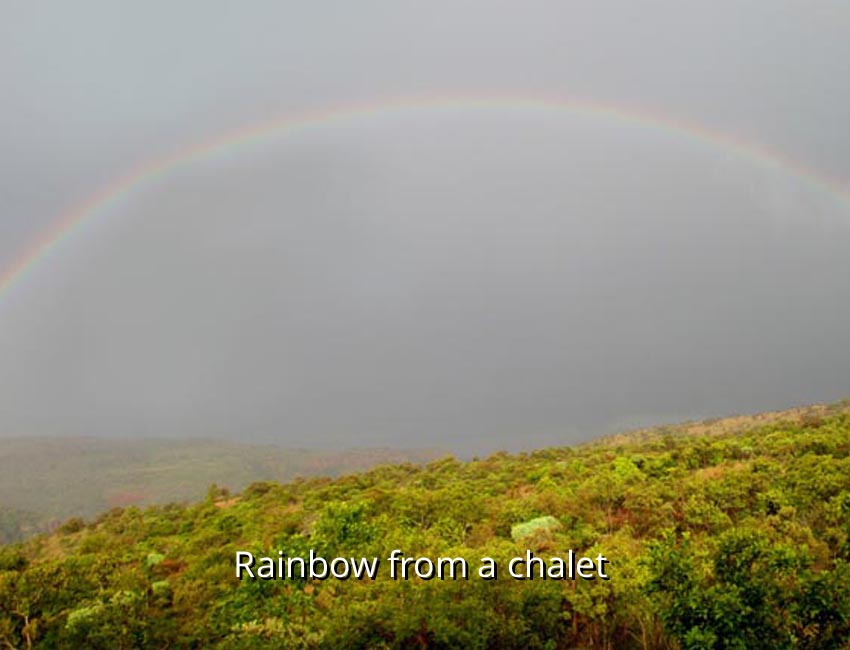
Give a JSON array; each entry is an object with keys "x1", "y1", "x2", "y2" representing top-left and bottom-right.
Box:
[
  {"x1": 1, "y1": 400, "x2": 849, "y2": 648},
  {"x1": 0, "y1": 438, "x2": 442, "y2": 543}
]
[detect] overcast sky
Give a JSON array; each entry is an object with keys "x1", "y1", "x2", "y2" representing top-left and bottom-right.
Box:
[{"x1": 1, "y1": 1, "x2": 849, "y2": 452}]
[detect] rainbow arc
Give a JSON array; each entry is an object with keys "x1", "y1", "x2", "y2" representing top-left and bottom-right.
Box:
[{"x1": 2, "y1": 94, "x2": 848, "y2": 306}]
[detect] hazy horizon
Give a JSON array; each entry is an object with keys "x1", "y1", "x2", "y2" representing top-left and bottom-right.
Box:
[{"x1": 2, "y1": 1, "x2": 849, "y2": 454}]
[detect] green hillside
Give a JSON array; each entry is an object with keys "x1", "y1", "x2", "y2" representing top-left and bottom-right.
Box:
[
  {"x1": 0, "y1": 438, "x2": 441, "y2": 543},
  {"x1": 2, "y1": 402, "x2": 850, "y2": 648}
]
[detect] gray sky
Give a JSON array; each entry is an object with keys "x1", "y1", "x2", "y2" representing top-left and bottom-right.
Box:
[{"x1": 1, "y1": 1, "x2": 849, "y2": 452}]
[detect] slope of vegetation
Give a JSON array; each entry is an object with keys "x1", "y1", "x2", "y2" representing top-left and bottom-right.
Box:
[
  {"x1": 2, "y1": 403, "x2": 850, "y2": 648},
  {"x1": 0, "y1": 438, "x2": 441, "y2": 543}
]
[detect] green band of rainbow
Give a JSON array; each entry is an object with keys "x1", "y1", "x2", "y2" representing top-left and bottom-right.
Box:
[{"x1": 2, "y1": 94, "x2": 848, "y2": 307}]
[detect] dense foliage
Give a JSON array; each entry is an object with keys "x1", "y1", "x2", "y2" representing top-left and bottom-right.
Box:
[{"x1": 2, "y1": 403, "x2": 850, "y2": 648}]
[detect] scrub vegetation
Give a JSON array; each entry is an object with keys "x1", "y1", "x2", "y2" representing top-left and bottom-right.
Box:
[{"x1": 2, "y1": 402, "x2": 850, "y2": 648}]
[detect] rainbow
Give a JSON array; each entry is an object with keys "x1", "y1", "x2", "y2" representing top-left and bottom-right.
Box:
[{"x1": 2, "y1": 93, "x2": 849, "y2": 306}]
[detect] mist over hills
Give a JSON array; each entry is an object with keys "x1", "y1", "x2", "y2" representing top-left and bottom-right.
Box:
[{"x1": 0, "y1": 438, "x2": 442, "y2": 543}]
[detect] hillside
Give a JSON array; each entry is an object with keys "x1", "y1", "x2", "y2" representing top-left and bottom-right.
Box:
[
  {"x1": 0, "y1": 438, "x2": 442, "y2": 543},
  {"x1": 2, "y1": 402, "x2": 850, "y2": 648}
]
